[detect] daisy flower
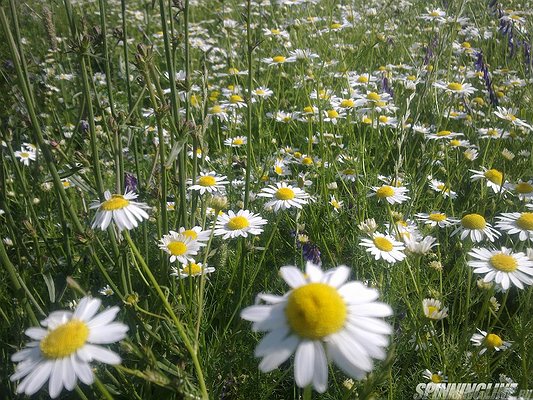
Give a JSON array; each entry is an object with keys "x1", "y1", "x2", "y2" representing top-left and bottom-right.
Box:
[
  {"x1": 451, "y1": 213, "x2": 500, "y2": 242},
  {"x1": 423, "y1": 369, "x2": 448, "y2": 384},
  {"x1": 470, "y1": 168, "x2": 506, "y2": 193},
  {"x1": 158, "y1": 232, "x2": 203, "y2": 264},
  {"x1": 224, "y1": 136, "x2": 247, "y2": 147},
  {"x1": 428, "y1": 179, "x2": 456, "y2": 198},
  {"x1": 188, "y1": 171, "x2": 229, "y2": 195},
  {"x1": 10, "y1": 297, "x2": 128, "y2": 398},
  {"x1": 258, "y1": 182, "x2": 310, "y2": 212},
  {"x1": 90, "y1": 190, "x2": 150, "y2": 231},
  {"x1": 422, "y1": 298, "x2": 448, "y2": 320},
  {"x1": 425, "y1": 130, "x2": 463, "y2": 140},
  {"x1": 419, "y1": 8, "x2": 446, "y2": 21},
  {"x1": 262, "y1": 55, "x2": 296, "y2": 66},
  {"x1": 329, "y1": 195, "x2": 343, "y2": 213},
  {"x1": 171, "y1": 261, "x2": 215, "y2": 278},
  {"x1": 404, "y1": 235, "x2": 438, "y2": 255},
  {"x1": 470, "y1": 329, "x2": 511, "y2": 355},
  {"x1": 506, "y1": 180, "x2": 533, "y2": 201},
  {"x1": 208, "y1": 104, "x2": 229, "y2": 121},
  {"x1": 415, "y1": 212, "x2": 456, "y2": 228},
  {"x1": 359, "y1": 233, "x2": 406, "y2": 264},
  {"x1": 433, "y1": 81, "x2": 476, "y2": 96},
  {"x1": 241, "y1": 262, "x2": 392, "y2": 393},
  {"x1": 252, "y1": 87, "x2": 274, "y2": 98},
  {"x1": 214, "y1": 209, "x2": 268, "y2": 239},
  {"x1": 495, "y1": 212, "x2": 533, "y2": 241},
  {"x1": 369, "y1": 184, "x2": 410, "y2": 205},
  {"x1": 494, "y1": 107, "x2": 533, "y2": 130},
  {"x1": 177, "y1": 226, "x2": 211, "y2": 242},
  {"x1": 467, "y1": 247, "x2": 533, "y2": 290},
  {"x1": 15, "y1": 149, "x2": 36, "y2": 166}
]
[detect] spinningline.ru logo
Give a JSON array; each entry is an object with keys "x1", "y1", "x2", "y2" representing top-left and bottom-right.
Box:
[{"x1": 413, "y1": 382, "x2": 532, "y2": 399}]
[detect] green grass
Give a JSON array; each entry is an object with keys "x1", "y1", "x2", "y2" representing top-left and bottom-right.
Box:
[{"x1": 0, "y1": 0, "x2": 532, "y2": 398}]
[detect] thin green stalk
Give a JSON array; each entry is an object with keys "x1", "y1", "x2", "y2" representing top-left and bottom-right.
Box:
[
  {"x1": 80, "y1": 54, "x2": 105, "y2": 198},
  {"x1": 303, "y1": 385, "x2": 312, "y2": 400},
  {"x1": 121, "y1": 0, "x2": 133, "y2": 111},
  {"x1": 98, "y1": 0, "x2": 116, "y2": 118},
  {"x1": 142, "y1": 63, "x2": 168, "y2": 236},
  {"x1": 194, "y1": 214, "x2": 218, "y2": 348},
  {"x1": 244, "y1": 0, "x2": 253, "y2": 208},
  {"x1": 94, "y1": 376, "x2": 114, "y2": 400},
  {"x1": 0, "y1": 239, "x2": 39, "y2": 325}
]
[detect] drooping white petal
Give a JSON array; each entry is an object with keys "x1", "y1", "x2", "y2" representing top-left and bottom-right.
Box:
[{"x1": 294, "y1": 340, "x2": 315, "y2": 388}]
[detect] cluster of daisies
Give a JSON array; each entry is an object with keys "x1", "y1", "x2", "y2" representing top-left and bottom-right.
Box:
[{"x1": 357, "y1": 200, "x2": 533, "y2": 291}]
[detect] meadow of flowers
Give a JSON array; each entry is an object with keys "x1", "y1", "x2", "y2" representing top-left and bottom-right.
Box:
[{"x1": 1, "y1": 0, "x2": 532, "y2": 398}]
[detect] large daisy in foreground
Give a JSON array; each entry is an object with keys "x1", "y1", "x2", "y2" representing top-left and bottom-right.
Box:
[
  {"x1": 241, "y1": 262, "x2": 392, "y2": 393},
  {"x1": 10, "y1": 297, "x2": 128, "y2": 398},
  {"x1": 467, "y1": 247, "x2": 533, "y2": 290}
]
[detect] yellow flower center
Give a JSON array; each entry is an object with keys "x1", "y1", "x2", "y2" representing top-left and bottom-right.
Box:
[
  {"x1": 182, "y1": 229, "x2": 198, "y2": 240},
  {"x1": 228, "y1": 68, "x2": 239, "y2": 75},
  {"x1": 516, "y1": 213, "x2": 533, "y2": 230},
  {"x1": 101, "y1": 195, "x2": 130, "y2": 211},
  {"x1": 373, "y1": 236, "x2": 394, "y2": 252},
  {"x1": 271, "y1": 28, "x2": 280, "y2": 35},
  {"x1": 183, "y1": 263, "x2": 202, "y2": 275},
  {"x1": 367, "y1": 92, "x2": 381, "y2": 101},
  {"x1": 429, "y1": 11, "x2": 440, "y2": 17},
  {"x1": 485, "y1": 333, "x2": 503, "y2": 348},
  {"x1": 484, "y1": 169, "x2": 503, "y2": 185},
  {"x1": 450, "y1": 139, "x2": 461, "y2": 147},
  {"x1": 357, "y1": 76, "x2": 369, "y2": 83},
  {"x1": 427, "y1": 305, "x2": 439, "y2": 317},
  {"x1": 275, "y1": 187, "x2": 295, "y2": 200},
  {"x1": 40, "y1": 320, "x2": 89, "y2": 359},
  {"x1": 515, "y1": 182, "x2": 533, "y2": 194},
  {"x1": 462, "y1": 41, "x2": 471, "y2": 48},
  {"x1": 447, "y1": 82, "x2": 463, "y2": 91},
  {"x1": 340, "y1": 99, "x2": 355, "y2": 107},
  {"x1": 167, "y1": 241, "x2": 187, "y2": 256},
  {"x1": 330, "y1": 23, "x2": 342, "y2": 29},
  {"x1": 303, "y1": 106, "x2": 314, "y2": 114},
  {"x1": 302, "y1": 157, "x2": 313, "y2": 165},
  {"x1": 230, "y1": 94, "x2": 243, "y2": 103},
  {"x1": 429, "y1": 213, "x2": 447, "y2": 222},
  {"x1": 233, "y1": 138, "x2": 244, "y2": 145},
  {"x1": 285, "y1": 283, "x2": 347, "y2": 339},
  {"x1": 343, "y1": 169, "x2": 355, "y2": 175},
  {"x1": 379, "y1": 115, "x2": 389, "y2": 123},
  {"x1": 211, "y1": 105, "x2": 223, "y2": 114},
  {"x1": 272, "y1": 56, "x2": 286, "y2": 63},
  {"x1": 227, "y1": 216, "x2": 249, "y2": 230},
  {"x1": 198, "y1": 176, "x2": 216, "y2": 187},
  {"x1": 431, "y1": 374, "x2": 443, "y2": 383},
  {"x1": 490, "y1": 253, "x2": 517, "y2": 272},
  {"x1": 407, "y1": 75, "x2": 417, "y2": 81},
  {"x1": 327, "y1": 110, "x2": 339, "y2": 119},
  {"x1": 255, "y1": 89, "x2": 265, "y2": 95},
  {"x1": 461, "y1": 213, "x2": 486, "y2": 230},
  {"x1": 20, "y1": 151, "x2": 30, "y2": 158},
  {"x1": 376, "y1": 185, "x2": 394, "y2": 198},
  {"x1": 437, "y1": 130, "x2": 451, "y2": 137}
]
